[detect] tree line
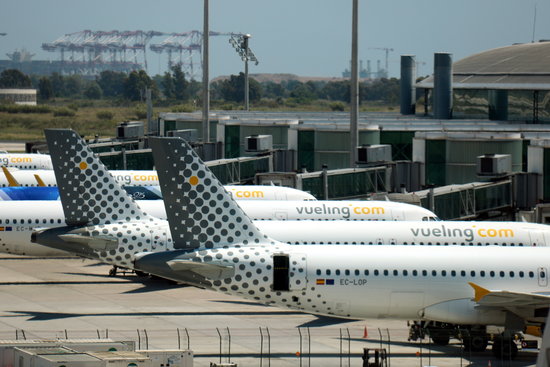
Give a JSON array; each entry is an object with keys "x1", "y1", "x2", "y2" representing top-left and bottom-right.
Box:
[{"x1": 0, "y1": 67, "x2": 400, "y2": 107}]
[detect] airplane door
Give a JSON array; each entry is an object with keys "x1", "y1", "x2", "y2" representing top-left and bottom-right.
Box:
[
  {"x1": 530, "y1": 231, "x2": 545, "y2": 247},
  {"x1": 274, "y1": 211, "x2": 288, "y2": 220},
  {"x1": 275, "y1": 191, "x2": 287, "y2": 200},
  {"x1": 538, "y1": 267, "x2": 548, "y2": 287},
  {"x1": 392, "y1": 209, "x2": 405, "y2": 221},
  {"x1": 272, "y1": 253, "x2": 306, "y2": 291}
]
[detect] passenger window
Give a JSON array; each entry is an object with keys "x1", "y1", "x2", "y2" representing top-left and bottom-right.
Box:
[
  {"x1": 519, "y1": 271, "x2": 524, "y2": 278},
  {"x1": 316, "y1": 269, "x2": 321, "y2": 275},
  {"x1": 441, "y1": 270, "x2": 446, "y2": 276},
  {"x1": 451, "y1": 270, "x2": 456, "y2": 277},
  {"x1": 422, "y1": 270, "x2": 427, "y2": 276},
  {"x1": 529, "y1": 271, "x2": 535, "y2": 278},
  {"x1": 383, "y1": 270, "x2": 389, "y2": 276},
  {"x1": 374, "y1": 270, "x2": 379, "y2": 276},
  {"x1": 432, "y1": 270, "x2": 437, "y2": 276},
  {"x1": 13, "y1": 219, "x2": 17, "y2": 224},
  {"x1": 490, "y1": 271, "x2": 495, "y2": 277},
  {"x1": 364, "y1": 270, "x2": 369, "y2": 276},
  {"x1": 403, "y1": 270, "x2": 408, "y2": 276},
  {"x1": 480, "y1": 271, "x2": 485, "y2": 277},
  {"x1": 460, "y1": 270, "x2": 466, "y2": 277},
  {"x1": 500, "y1": 271, "x2": 505, "y2": 277},
  {"x1": 412, "y1": 270, "x2": 418, "y2": 276},
  {"x1": 393, "y1": 270, "x2": 398, "y2": 276},
  {"x1": 345, "y1": 270, "x2": 350, "y2": 276},
  {"x1": 510, "y1": 271, "x2": 515, "y2": 278},
  {"x1": 470, "y1": 271, "x2": 476, "y2": 277},
  {"x1": 354, "y1": 270, "x2": 359, "y2": 276},
  {"x1": 336, "y1": 270, "x2": 341, "y2": 275},
  {"x1": 326, "y1": 270, "x2": 331, "y2": 276}
]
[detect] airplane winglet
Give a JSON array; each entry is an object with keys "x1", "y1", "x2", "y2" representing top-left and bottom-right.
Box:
[
  {"x1": 468, "y1": 282, "x2": 490, "y2": 302},
  {"x1": 1, "y1": 166, "x2": 19, "y2": 187},
  {"x1": 34, "y1": 174, "x2": 46, "y2": 187}
]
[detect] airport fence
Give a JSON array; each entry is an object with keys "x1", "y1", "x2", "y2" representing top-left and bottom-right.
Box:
[{"x1": 0, "y1": 327, "x2": 537, "y2": 367}]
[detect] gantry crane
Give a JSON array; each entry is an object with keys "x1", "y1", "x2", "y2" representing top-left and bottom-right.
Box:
[{"x1": 369, "y1": 47, "x2": 394, "y2": 76}]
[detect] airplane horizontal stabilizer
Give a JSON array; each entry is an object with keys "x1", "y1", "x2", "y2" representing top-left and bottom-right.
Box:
[
  {"x1": 167, "y1": 260, "x2": 235, "y2": 280},
  {"x1": 59, "y1": 234, "x2": 118, "y2": 251}
]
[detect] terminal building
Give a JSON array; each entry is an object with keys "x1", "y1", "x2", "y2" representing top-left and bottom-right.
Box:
[{"x1": 68, "y1": 41, "x2": 550, "y2": 222}]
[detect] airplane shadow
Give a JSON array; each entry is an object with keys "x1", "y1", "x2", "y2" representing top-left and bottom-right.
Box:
[{"x1": 6, "y1": 310, "x2": 305, "y2": 321}]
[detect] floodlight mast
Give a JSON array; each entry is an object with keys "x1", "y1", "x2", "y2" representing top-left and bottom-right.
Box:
[
  {"x1": 243, "y1": 34, "x2": 250, "y2": 111},
  {"x1": 202, "y1": 0, "x2": 210, "y2": 143},
  {"x1": 229, "y1": 33, "x2": 259, "y2": 111}
]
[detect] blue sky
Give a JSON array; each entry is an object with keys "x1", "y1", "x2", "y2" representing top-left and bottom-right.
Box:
[{"x1": 1, "y1": 0, "x2": 547, "y2": 78}]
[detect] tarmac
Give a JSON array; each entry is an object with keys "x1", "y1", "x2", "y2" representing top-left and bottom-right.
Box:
[{"x1": 0, "y1": 255, "x2": 539, "y2": 367}]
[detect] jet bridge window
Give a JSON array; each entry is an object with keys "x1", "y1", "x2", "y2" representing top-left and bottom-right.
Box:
[{"x1": 272, "y1": 255, "x2": 290, "y2": 292}]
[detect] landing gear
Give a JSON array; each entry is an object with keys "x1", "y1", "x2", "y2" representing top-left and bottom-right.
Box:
[
  {"x1": 426, "y1": 323, "x2": 454, "y2": 346},
  {"x1": 463, "y1": 335, "x2": 489, "y2": 352},
  {"x1": 461, "y1": 326, "x2": 489, "y2": 352},
  {"x1": 408, "y1": 321, "x2": 453, "y2": 346},
  {"x1": 492, "y1": 336, "x2": 518, "y2": 360},
  {"x1": 108, "y1": 266, "x2": 118, "y2": 277}
]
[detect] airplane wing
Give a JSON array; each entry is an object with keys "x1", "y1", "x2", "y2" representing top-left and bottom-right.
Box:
[
  {"x1": 167, "y1": 260, "x2": 235, "y2": 280},
  {"x1": 469, "y1": 282, "x2": 550, "y2": 308}
]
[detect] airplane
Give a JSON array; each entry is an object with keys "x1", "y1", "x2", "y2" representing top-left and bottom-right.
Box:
[
  {"x1": 4, "y1": 198, "x2": 543, "y2": 257},
  {"x1": 0, "y1": 196, "x2": 441, "y2": 257},
  {"x1": 0, "y1": 153, "x2": 52, "y2": 170},
  {"x1": 32, "y1": 130, "x2": 550, "y2": 359},
  {"x1": 0, "y1": 168, "x2": 317, "y2": 200}
]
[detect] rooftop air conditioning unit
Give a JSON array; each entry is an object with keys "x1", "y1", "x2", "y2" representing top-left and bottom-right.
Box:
[
  {"x1": 477, "y1": 154, "x2": 512, "y2": 176},
  {"x1": 167, "y1": 129, "x2": 198, "y2": 142},
  {"x1": 357, "y1": 144, "x2": 392, "y2": 164},
  {"x1": 245, "y1": 135, "x2": 273, "y2": 152},
  {"x1": 117, "y1": 121, "x2": 144, "y2": 140}
]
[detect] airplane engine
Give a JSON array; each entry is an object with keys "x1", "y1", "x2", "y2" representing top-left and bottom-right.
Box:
[{"x1": 422, "y1": 298, "x2": 506, "y2": 325}]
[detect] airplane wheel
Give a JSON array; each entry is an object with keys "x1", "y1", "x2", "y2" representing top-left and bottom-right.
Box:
[
  {"x1": 463, "y1": 335, "x2": 488, "y2": 352},
  {"x1": 108, "y1": 267, "x2": 117, "y2": 277},
  {"x1": 492, "y1": 338, "x2": 518, "y2": 360},
  {"x1": 431, "y1": 334, "x2": 450, "y2": 346}
]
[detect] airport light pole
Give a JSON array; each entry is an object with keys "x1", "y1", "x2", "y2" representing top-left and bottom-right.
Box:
[
  {"x1": 229, "y1": 34, "x2": 259, "y2": 111},
  {"x1": 349, "y1": 0, "x2": 359, "y2": 167},
  {"x1": 202, "y1": 0, "x2": 210, "y2": 143}
]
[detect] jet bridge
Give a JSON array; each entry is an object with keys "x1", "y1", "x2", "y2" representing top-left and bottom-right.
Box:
[{"x1": 415, "y1": 179, "x2": 514, "y2": 220}]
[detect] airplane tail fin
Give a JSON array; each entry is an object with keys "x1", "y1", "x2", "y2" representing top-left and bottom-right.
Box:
[
  {"x1": 44, "y1": 129, "x2": 152, "y2": 226},
  {"x1": 2, "y1": 166, "x2": 20, "y2": 187},
  {"x1": 149, "y1": 137, "x2": 273, "y2": 250},
  {"x1": 34, "y1": 174, "x2": 46, "y2": 187}
]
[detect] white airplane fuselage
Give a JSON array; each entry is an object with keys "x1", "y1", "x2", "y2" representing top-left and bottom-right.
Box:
[
  {"x1": 50, "y1": 220, "x2": 549, "y2": 326},
  {"x1": 0, "y1": 170, "x2": 315, "y2": 200},
  {"x1": 4, "y1": 201, "x2": 547, "y2": 256},
  {"x1": 0, "y1": 154, "x2": 52, "y2": 170},
  {"x1": 204, "y1": 244, "x2": 550, "y2": 324}
]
